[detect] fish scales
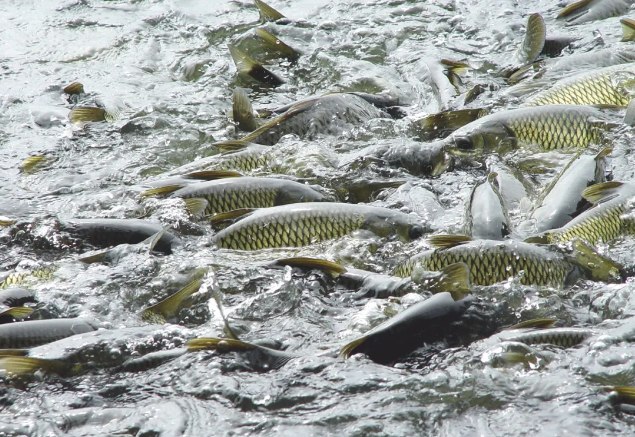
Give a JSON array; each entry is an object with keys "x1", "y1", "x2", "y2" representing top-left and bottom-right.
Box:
[
  {"x1": 506, "y1": 107, "x2": 605, "y2": 149},
  {"x1": 536, "y1": 182, "x2": 635, "y2": 245},
  {"x1": 525, "y1": 64, "x2": 635, "y2": 106},
  {"x1": 394, "y1": 241, "x2": 574, "y2": 287},
  {"x1": 505, "y1": 328, "x2": 592, "y2": 347},
  {"x1": 211, "y1": 203, "x2": 424, "y2": 250},
  {"x1": 0, "y1": 267, "x2": 55, "y2": 290}
]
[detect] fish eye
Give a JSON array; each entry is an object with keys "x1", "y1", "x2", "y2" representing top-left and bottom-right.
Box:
[
  {"x1": 422, "y1": 164, "x2": 433, "y2": 175},
  {"x1": 409, "y1": 225, "x2": 425, "y2": 240},
  {"x1": 454, "y1": 136, "x2": 473, "y2": 151}
]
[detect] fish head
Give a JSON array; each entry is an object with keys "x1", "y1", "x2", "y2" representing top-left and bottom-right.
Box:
[
  {"x1": 446, "y1": 120, "x2": 512, "y2": 157},
  {"x1": 382, "y1": 140, "x2": 451, "y2": 177}
]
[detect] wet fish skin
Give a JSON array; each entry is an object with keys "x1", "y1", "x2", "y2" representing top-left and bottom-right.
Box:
[
  {"x1": 393, "y1": 235, "x2": 621, "y2": 287},
  {"x1": 528, "y1": 181, "x2": 635, "y2": 245},
  {"x1": 170, "y1": 177, "x2": 325, "y2": 216},
  {"x1": 524, "y1": 63, "x2": 635, "y2": 107},
  {"x1": 211, "y1": 202, "x2": 429, "y2": 250},
  {"x1": 60, "y1": 218, "x2": 180, "y2": 254},
  {"x1": 339, "y1": 292, "x2": 473, "y2": 364},
  {"x1": 465, "y1": 172, "x2": 510, "y2": 240},
  {"x1": 530, "y1": 148, "x2": 610, "y2": 233},
  {"x1": 0, "y1": 318, "x2": 99, "y2": 349},
  {"x1": 445, "y1": 105, "x2": 610, "y2": 156},
  {"x1": 0, "y1": 266, "x2": 56, "y2": 290},
  {"x1": 241, "y1": 93, "x2": 390, "y2": 146},
  {"x1": 557, "y1": 0, "x2": 631, "y2": 26},
  {"x1": 502, "y1": 327, "x2": 592, "y2": 347},
  {"x1": 116, "y1": 348, "x2": 188, "y2": 373},
  {"x1": 375, "y1": 140, "x2": 451, "y2": 177}
]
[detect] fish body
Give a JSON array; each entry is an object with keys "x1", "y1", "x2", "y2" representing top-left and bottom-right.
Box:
[
  {"x1": 445, "y1": 105, "x2": 610, "y2": 156},
  {"x1": 394, "y1": 235, "x2": 621, "y2": 287},
  {"x1": 465, "y1": 173, "x2": 510, "y2": 240},
  {"x1": 0, "y1": 266, "x2": 56, "y2": 290},
  {"x1": 500, "y1": 327, "x2": 593, "y2": 347},
  {"x1": 170, "y1": 177, "x2": 324, "y2": 216},
  {"x1": 60, "y1": 218, "x2": 180, "y2": 254},
  {"x1": 211, "y1": 202, "x2": 428, "y2": 250},
  {"x1": 524, "y1": 63, "x2": 635, "y2": 106},
  {"x1": 530, "y1": 148, "x2": 610, "y2": 232},
  {"x1": 528, "y1": 181, "x2": 635, "y2": 245},
  {"x1": 241, "y1": 93, "x2": 390, "y2": 145},
  {"x1": 339, "y1": 292, "x2": 473, "y2": 364},
  {"x1": 0, "y1": 318, "x2": 99, "y2": 349},
  {"x1": 375, "y1": 140, "x2": 451, "y2": 177}
]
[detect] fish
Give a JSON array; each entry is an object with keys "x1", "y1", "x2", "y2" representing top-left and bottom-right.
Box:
[
  {"x1": 339, "y1": 292, "x2": 473, "y2": 364},
  {"x1": 240, "y1": 93, "x2": 391, "y2": 145},
  {"x1": 140, "y1": 279, "x2": 203, "y2": 324},
  {"x1": 228, "y1": 44, "x2": 285, "y2": 87},
  {"x1": 0, "y1": 288, "x2": 37, "y2": 307},
  {"x1": 154, "y1": 177, "x2": 326, "y2": 217},
  {"x1": 557, "y1": 0, "x2": 631, "y2": 26},
  {"x1": 443, "y1": 105, "x2": 613, "y2": 157},
  {"x1": 210, "y1": 202, "x2": 429, "y2": 250},
  {"x1": 523, "y1": 63, "x2": 635, "y2": 106},
  {"x1": 59, "y1": 218, "x2": 180, "y2": 254},
  {"x1": 465, "y1": 172, "x2": 510, "y2": 240},
  {"x1": 500, "y1": 327, "x2": 592, "y2": 347},
  {"x1": 393, "y1": 235, "x2": 623, "y2": 287},
  {"x1": 526, "y1": 181, "x2": 635, "y2": 245},
  {"x1": 0, "y1": 266, "x2": 56, "y2": 290},
  {"x1": 187, "y1": 337, "x2": 295, "y2": 371},
  {"x1": 529, "y1": 147, "x2": 611, "y2": 233},
  {"x1": 372, "y1": 140, "x2": 451, "y2": 177},
  {"x1": 269, "y1": 257, "x2": 470, "y2": 299},
  {"x1": 0, "y1": 307, "x2": 34, "y2": 324},
  {"x1": 410, "y1": 108, "x2": 490, "y2": 141},
  {"x1": 0, "y1": 325, "x2": 188, "y2": 377},
  {"x1": 0, "y1": 217, "x2": 16, "y2": 227},
  {"x1": 254, "y1": 28, "x2": 300, "y2": 61},
  {"x1": 63, "y1": 82, "x2": 84, "y2": 95},
  {"x1": 116, "y1": 347, "x2": 188, "y2": 372},
  {"x1": 0, "y1": 318, "x2": 99, "y2": 349}
]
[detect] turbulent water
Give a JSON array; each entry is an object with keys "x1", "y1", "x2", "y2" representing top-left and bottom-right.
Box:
[{"x1": 2, "y1": 0, "x2": 635, "y2": 435}]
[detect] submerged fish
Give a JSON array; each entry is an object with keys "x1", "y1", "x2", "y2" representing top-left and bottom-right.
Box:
[
  {"x1": 0, "y1": 318, "x2": 99, "y2": 349},
  {"x1": 211, "y1": 202, "x2": 429, "y2": 250},
  {"x1": 0, "y1": 266, "x2": 56, "y2": 290},
  {"x1": 339, "y1": 292, "x2": 473, "y2": 364},
  {"x1": 524, "y1": 63, "x2": 635, "y2": 106},
  {"x1": 240, "y1": 93, "x2": 391, "y2": 145},
  {"x1": 394, "y1": 235, "x2": 623, "y2": 287},
  {"x1": 60, "y1": 218, "x2": 180, "y2": 254},
  {"x1": 269, "y1": 257, "x2": 470, "y2": 299},
  {"x1": 529, "y1": 147, "x2": 611, "y2": 233},
  {"x1": 526, "y1": 181, "x2": 635, "y2": 245},
  {"x1": 187, "y1": 337, "x2": 296, "y2": 371},
  {"x1": 0, "y1": 325, "x2": 189, "y2": 377},
  {"x1": 465, "y1": 172, "x2": 510, "y2": 240},
  {"x1": 372, "y1": 140, "x2": 451, "y2": 177},
  {"x1": 165, "y1": 177, "x2": 325, "y2": 217},
  {"x1": 444, "y1": 105, "x2": 613, "y2": 157}
]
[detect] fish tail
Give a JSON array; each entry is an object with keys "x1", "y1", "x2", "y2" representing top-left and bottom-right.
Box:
[
  {"x1": 233, "y1": 88, "x2": 261, "y2": 132},
  {"x1": 140, "y1": 278, "x2": 203, "y2": 323}
]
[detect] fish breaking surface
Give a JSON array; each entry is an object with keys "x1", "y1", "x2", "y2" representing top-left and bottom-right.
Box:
[{"x1": 3, "y1": 0, "x2": 635, "y2": 436}]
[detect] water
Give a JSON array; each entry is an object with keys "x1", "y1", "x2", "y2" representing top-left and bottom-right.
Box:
[{"x1": 2, "y1": 0, "x2": 635, "y2": 435}]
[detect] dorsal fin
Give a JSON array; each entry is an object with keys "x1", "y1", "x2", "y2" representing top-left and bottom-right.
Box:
[
  {"x1": 141, "y1": 185, "x2": 184, "y2": 198},
  {"x1": 209, "y1": 208, "x2": 255, "y2": 226},
  {"x1": 273, "y1": 257, "x2": 347, "y2": 276},
  {"x1": 253, "y1": 0, "x2": 285, "y2": 23},
  {"x1": 184, "y1": 170, "x2": 243, "y2": 180},
  {"x1": 594, "y1": 147, "x2": 613, "y2": 161},
  {"x1": 428, "y1": 235, "x2": 473, "y2": 249},
  {"x1": 140, "y1": 278, "x2": 203, "y2": 324},
  {"x1": 187, "y1": 337, "x2": 257, "y2": 351},
  {"x1": 612, "y1": 386, "x2": 635, "y2": 404},
  {"x1": 233, "y1": 88, "x2": 260, "y2": 132},
  {"x1": 228, "y1": 44, "x2": 285, "y2": 86},
  {"x1": 557, "y1": 0, "x2": 593, "y2": 20},
  {"x1": 621, "y1": 18, "x2": 635, "y2": 42},
  {"x1": 623, "y1": 99, "x2": 635, "y2": 127},
  {"x1": 507, "y1": 318, "x2": 557, "y2": 330},
  {"x1": 215, "y1": 140, "x2": 252, "y2": 152},
  {"x1": 581, "y1": 181, "x2": 624, "y2": 203},
  {"x1": 69, "y1": 107, "x2": 106, "y2": 123}
]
